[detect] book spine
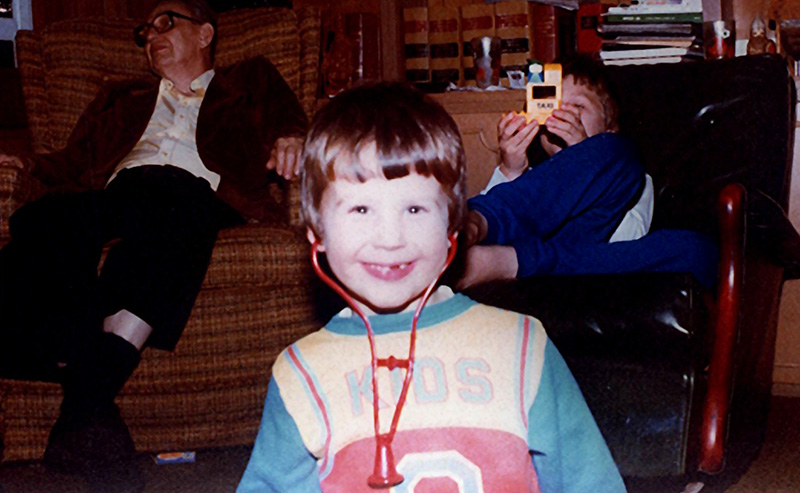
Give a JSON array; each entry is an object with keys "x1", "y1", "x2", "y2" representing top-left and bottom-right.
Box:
[
  {"x1": 598, "y1": 22, "x2": 701, "y2": 37},
  {"x1": 577, "y1": 2, "x2": 603, "y2": 55},
  {"x1": 606, "y1": 0, "x2": 703, "y2": 15},
  {"x1": 460, "y1": 4, "x2": 495, "y2": 86},
  {"x1": 603, "y1": 12, "x2": 703, "y2": 24},
  {"x1": 494, "y1": 1, "x2": 533, "y2": 86},
  {"x1": 531, "y1": 3, "x2": 557, "y2": 63},
  {"x1": 441, "y1": 0, "x2": 474, "y2": 7},
  {"x1": 403, "y1": 7, "x2": 430, "y2": 83},
  {"x1": 602, "y1": 56, "x2": 683, "y2": 65},
  {"x1": 346, "y1": 13, "x2": 380, "y2": 84},
  {"x1": 428, "y1": 6, "x2": 461, "y2": 85},
  {"x1": 600, "y1": 47, "x2": 688, "y2": 59},
  {"x1": 556, "y1": 7, "x2": 577, "y2": 58}
]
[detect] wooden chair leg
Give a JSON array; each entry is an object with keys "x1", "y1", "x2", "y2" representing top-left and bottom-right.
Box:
[{"x1": 699, "y1": 182, "x2": 745, "y2": 474}]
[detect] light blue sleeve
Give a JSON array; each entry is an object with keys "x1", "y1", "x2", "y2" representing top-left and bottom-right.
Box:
[
  {"x1": 528, "y1": 340, "x2": 627, "y2": 493},
  {"x1": 237, "y1": 377, "x2": 323, "y2": 493}
]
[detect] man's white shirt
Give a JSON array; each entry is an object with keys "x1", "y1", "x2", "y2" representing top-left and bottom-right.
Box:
[{"x1": 109, "y1": 69, "x2": 221, "y2": 190}]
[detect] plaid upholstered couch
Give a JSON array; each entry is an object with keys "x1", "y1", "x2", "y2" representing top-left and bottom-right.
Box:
[{"x1": 0, "y1": 7, "x2": 322, "y2": 462}]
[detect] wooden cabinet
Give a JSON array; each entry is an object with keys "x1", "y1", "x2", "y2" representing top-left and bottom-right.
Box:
[{"x1": 431, "y1": 90, "x2": 524, "y2": 196}]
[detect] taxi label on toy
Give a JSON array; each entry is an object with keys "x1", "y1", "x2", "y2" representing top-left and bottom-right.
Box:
[{"x1": 525, "y1": 63, "x2": 562, "y2": 124}]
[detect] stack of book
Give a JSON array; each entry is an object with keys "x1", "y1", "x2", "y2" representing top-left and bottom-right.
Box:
[
  {"x1": 598, "y1": 0, "x2": 704, "y2": 65},
  {"x1": 404, "y1": 1, "x2": 547, "y2": 88}
]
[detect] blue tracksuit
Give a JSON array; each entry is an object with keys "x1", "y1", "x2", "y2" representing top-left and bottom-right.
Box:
[{"x1": 468, "y1": 133, "x2": 718, "y2": 288}]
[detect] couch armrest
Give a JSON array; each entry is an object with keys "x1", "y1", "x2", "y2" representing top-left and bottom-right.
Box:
[
  {"x1": 699, "y1": 182, "x2": 745, "y2": 474},
  {"x1": 14, "y1": 29, "x2": 54, "y2": 154},
  {"x1": 0, "y1": 163, "x2": 45, "y2": 241},
  {"x1": 296, "y1": 6, "x2": 322, "y2": 118}
]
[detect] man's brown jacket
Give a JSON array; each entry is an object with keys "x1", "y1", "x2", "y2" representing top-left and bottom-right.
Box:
[{"x1": 28, "y1": 56, "x2": 307, "y2": 223}]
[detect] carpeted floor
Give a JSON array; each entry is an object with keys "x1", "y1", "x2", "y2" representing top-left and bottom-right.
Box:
[
  {"x1": 724, "y1": 396, "x2": 800, "y2": 492},
  {"x1": 1, "y1": 397, "x2": 799, "y2": 492},
  {"x1": 0, "y1": 445, "x2": 250, "y2": 493}
]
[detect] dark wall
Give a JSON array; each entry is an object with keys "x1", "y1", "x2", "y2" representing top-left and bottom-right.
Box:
[
  {"x1": 0, "y1": 66, "x2": 27, "y2": 129},
  {"x1": 30, "y1": 0, "x2": 293, "y2": 30}
]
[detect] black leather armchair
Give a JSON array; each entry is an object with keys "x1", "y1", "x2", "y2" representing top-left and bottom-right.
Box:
[{"x1": 464, "y1": 54, "x2": 798, "y2": 486}]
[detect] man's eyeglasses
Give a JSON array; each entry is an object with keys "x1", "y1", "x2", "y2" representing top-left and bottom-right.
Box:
[{"x1": 133, "y1": 11, "x2": 204, "y2": 47}]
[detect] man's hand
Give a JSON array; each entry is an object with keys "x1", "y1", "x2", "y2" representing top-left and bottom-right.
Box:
[
  {"x1": 0, "y1": 153, "x2": 26, "y2": 169},
  {"x1": 497, "y1": 112, "x2": 539, "y2": 181},
  {"x1": 455, "y1": 245, "x2": 519, "y2": 290},
  {"x1": 266, "y1": 136, "x2": 304, "y2": 180},
  {"x1": 463, "y1": 210, "x2": 489, "y2": 248}
]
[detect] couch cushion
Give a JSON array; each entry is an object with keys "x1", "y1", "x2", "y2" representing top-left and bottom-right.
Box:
[
  {"x1": 215, "y1": 8, "x2": 300, "y2": 92},
  {"x1": 201, "y1": 224, "x2": 310, "y2": 289},
  {"x1": 37, "y1": 19, "x2": 151, "y2": 150}
]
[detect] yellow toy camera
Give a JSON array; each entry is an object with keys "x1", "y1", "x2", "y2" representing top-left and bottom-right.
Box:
[{"x1": 523, "y1": 63, "x2": 562, "y2": 124}]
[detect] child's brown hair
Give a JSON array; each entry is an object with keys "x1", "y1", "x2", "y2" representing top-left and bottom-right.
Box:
[
  {"x1": 301, "y1": 82, "x2": 467, "y2": 239},
  {"x1": 560, "y1": 54, "x2": 619, "y2": 132}
]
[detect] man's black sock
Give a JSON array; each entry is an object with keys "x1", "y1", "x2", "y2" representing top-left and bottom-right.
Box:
[
  {"x1": 44, "y1": 331, "x2": 142, "y2": 474},
  {"x1": 60, "y1": 331, "x2": 141, "y2": 415}
]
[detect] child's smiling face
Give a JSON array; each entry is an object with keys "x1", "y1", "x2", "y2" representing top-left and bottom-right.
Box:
[{"x1": 308, "y1": 144, "x2": 451, "y2": 315}]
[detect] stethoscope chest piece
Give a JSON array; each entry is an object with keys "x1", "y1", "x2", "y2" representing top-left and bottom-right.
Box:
[{"x1": 368, "y1": 434, "x2": 404, "y2": 488}]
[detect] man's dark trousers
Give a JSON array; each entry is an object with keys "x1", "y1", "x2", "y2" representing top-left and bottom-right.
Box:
[{"x1": 0, "y1": 165, "x2": 241, "y2": 380}]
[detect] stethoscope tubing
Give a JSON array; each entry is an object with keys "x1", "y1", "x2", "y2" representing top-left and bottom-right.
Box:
[{"x1": 309, "y1": 233, "x2": 458, "y2": 488}]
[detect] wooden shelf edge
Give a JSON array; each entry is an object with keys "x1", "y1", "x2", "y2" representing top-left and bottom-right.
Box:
[{"x1": 431, "y1": 90, "x2": 526, "y2": 115}]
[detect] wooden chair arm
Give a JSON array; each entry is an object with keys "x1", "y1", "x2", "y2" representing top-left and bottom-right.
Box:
[{"x1": 698, "y1": 182, "x2": 745, "y2": 474}]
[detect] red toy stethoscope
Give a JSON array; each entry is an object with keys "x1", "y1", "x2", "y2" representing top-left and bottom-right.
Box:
[{"x1": 310, "y1": 232, "x2": 459, "y2": 489}]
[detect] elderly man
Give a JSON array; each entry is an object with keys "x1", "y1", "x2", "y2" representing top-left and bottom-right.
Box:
[{"x1": 0, "y1": 0, "x2": 306, "y2": 484}]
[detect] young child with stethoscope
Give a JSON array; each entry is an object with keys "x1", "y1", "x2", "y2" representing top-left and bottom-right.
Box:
[{"x1": 237, "y1": 82, "x2": 625, "y2": 493}]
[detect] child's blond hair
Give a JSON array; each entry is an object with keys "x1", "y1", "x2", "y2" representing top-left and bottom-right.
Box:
[{"x1": 301, "y1": 82, "x2": 467, "y2": 239}]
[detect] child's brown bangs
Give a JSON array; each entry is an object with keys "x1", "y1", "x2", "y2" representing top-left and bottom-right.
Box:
[{"x1": 321, "y1": 130, "x2": 459, "y2": 186}]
